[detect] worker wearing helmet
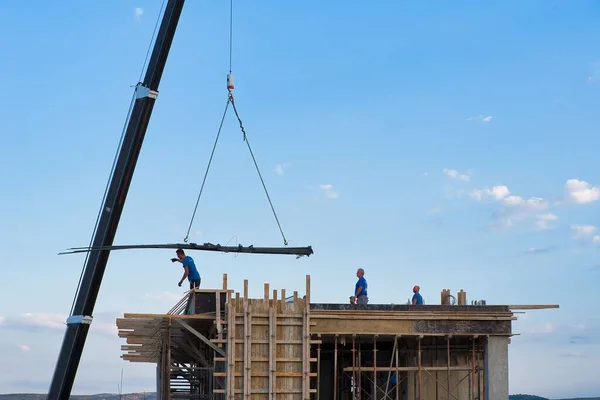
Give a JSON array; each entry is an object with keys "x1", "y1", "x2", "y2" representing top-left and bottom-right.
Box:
[{"x1": 171, "y1": 248, "x2": 201, "y2": 289}]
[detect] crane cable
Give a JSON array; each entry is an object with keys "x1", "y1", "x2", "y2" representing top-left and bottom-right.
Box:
[{"x1": 183, "y1": 0, "x2": 288, "y2": 246}]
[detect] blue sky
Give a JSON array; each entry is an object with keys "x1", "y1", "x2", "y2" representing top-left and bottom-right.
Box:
[{"x1": 1, "y1": 0, "x2": 599, "y2": 397}]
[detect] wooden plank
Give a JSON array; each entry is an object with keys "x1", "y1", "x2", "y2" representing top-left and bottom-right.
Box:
[
  {"x1": 312, "y1": 318, "x2": 413, "y2": 335},
  {"x1": 302, "y1": 274, "x2": 311, "y2": 400},
  {"x1": 264, "y1": 283, "x2": 270, "y2": 309},
  {"x1": 269, "y1": 306, "x2": 276, "y2": 400},
  {"x1": 122, "y1": 313, "x2": 217, "y2": 320},
  {"x1": 507, "y1": 304, "x2": 559, "y2": 310},
  {"x1": 309, "y1": 313, "x2": 515, "y2": 321},
  {"x1": 244, "y1": 299, "x2": 250, "y2": 400},
  {"x1": 227, "y1": 300, "x2": 235, "y2": 400},
  {"x1": 217, "y1": 290, "x2": 223, "y2": 343}
]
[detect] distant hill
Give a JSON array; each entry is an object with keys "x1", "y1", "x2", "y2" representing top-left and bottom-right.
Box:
[
  {"x1": 0, "y1": 394, "x2": 156, "y2": 400},
  {"x1": 1, "y1": 394, "x2": 598, "y2": 400},
  {"x1": 510, "y1": 395, "x2": 550, "y2": 400},
  {"x1": 509, "y1": 396, "x2": 600, "y2": 400}
]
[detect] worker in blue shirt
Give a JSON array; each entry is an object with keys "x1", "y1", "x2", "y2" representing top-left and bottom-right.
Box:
[
  {"x1": 171, "y1": 248, "x2": 201, "y2": 289},
  {"x1": 350, "y1": 268, "x2": 369, "y2": 305},
  {"x1": 411, "y1": 285, "x2": 424, "y2": 305}
]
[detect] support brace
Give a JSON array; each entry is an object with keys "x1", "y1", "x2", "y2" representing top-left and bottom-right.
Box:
[
  {"x1": 135, "y1": 84, "x2": 159, "y2": 99},
  {"x1": 66, "y1": 315, "x2": 93, "y2": 325},
  {"x1": 175, "y1": 319, "x2": 227, "y2": 357}
]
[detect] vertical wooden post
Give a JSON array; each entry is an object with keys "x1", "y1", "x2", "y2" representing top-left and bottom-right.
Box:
[
  {"x1": 264, "y1": 283, "x2": 270, "y2": 309},
  {"x1": 243, "y1": 280, "x2": 250, "y2": 400},
  {"x1": 334, "y1": 335, "x2": 338, "y2": 400},
  {"x1": 280, "y1": 289, "x2": 286, "y2": 312},
  {"x1": 373, "y1": 335, "x2": 378, "y2": 400},
  {"x1": 435, "y1": 336, "x2": 439, "y2": 400},
  {"x1": 352, "y1": 335, "x2": 356, "y2": 399},
  {"x1": 471, "y1": 337, "x2": 476, "y2": 400},
  {"x1": 216, "y1": 290, "x2": 223, "y2": 342},
  {"x1": 417, "y1": 336, "x2": 422, "y2": 400},
  {"x1": 446, "y1": 336, "x2": 451, "y2": 400},
  {"x1": 227, "y1": 299, "x2": 236, "y2": 400},
  {"x1": 358, "y1": 342, "x2": 362, "y2": 400},
  {"x1": 166, "y1": 319, "x2": 171, "y2": 398},
  {"x1": 317, "y1": 335, "x2": 321, "y2": 400},
  {"x1": 222, "y1": 273, "x2": 228, "y2": 290},
  {"x1": 395, "y1": 336, "x2": 400, "y2": 400},
  {"x1": 302, "y1": 275, "x2": 311, "y2": 400},
  {"x1": 269, "y1": 305, "x2": 276, "y2": 400}
]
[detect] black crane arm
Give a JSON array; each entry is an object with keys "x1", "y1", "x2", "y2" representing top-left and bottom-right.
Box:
[{"x1": 48, "y1": 1, "x2": 186, "y2": 398}]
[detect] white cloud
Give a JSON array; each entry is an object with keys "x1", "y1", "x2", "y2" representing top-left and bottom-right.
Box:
[
  {"x1": 466, "y1": 115, "x2": 492, "y2": 123},
  {"x1": 274, "y1": 162, "x2": 291, "y2": 176},
  {"x1": 134, "y1": 7, "x2": 144, "y2": 20},
  {"x1": 470, "y1": 185, "x2": 510, "y2": 201},
  {"x1": 503, "y1": 195, "x2": 548, "y2": 211},
  {"x1": 318, "y1": 184, "x2": 339, "y2": 199},
  {"x1": 571, "y1": 224, "x2": 597, "y2": 239},
  {"x1": 19, "y1": 312, "x2": 65, "y2": 330},
  {"x1": 535, "y1": 213, "x2": 558, "y2": 230},
  {"x1": 469, "y1": 184, "x2": 550, "y2": 229},
  {"x1": 565, "y1": 179, "x2": 600, "y2": 204},
  {"x1": 0, "y1": 316, "x2": 4, "y2": 325},
  {"x1": 0, "y1": 312, "x2": 117, "y2": 337},
  {"x1": 19, "y1": 344, "x2": 31, "y2": 353},
  {"x1": 470, "y1": 185, "x2": 547, "y2": 210},
  {"x1": 527, "y1": 322, "x2": 587, "y2": 335},
  {"x1": 442, "y1": 168, "x2": 471, "y2": 182},
  {"x1": 527, "y1": 322, "x2": 557, "y2": 334},
  {"x1": 571, "y1": 225, "x2": 600, "y2": 245}
]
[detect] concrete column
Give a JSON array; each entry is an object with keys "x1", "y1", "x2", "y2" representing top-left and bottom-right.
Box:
[{"x1": 485, "y1": 336, "x2": 509, "y2": 400}]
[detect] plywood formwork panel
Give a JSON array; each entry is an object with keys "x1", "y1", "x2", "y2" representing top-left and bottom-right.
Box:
[{"x1": 219, "y1": 276, "x2": 316, "y2": 400}]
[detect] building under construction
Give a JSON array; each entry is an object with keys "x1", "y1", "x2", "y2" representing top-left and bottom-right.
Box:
[{"x1": 116, "y1": 274, "x2": 557, "y2": 400}]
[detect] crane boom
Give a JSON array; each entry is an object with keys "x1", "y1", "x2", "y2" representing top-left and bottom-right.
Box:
[{"x1": 48, "y1": 1, "x2": 186, "y2": 398}]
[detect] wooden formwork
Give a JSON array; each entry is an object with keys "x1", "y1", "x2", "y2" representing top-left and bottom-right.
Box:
[
  {"x1": 213, "y1": 275, "x2": 318, "y2": 400},
  {"x1": 117, "y1": 274, "x2": 556, "y2": 399}
]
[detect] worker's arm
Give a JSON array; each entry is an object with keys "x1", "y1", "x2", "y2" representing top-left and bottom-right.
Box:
[
  {"x1": 355, "y1": 286, "x2": 363, "y2": 297},
  {"x1": 178, "y1": 267, "x2": 189, "y2": 286},
  {"x1": 411, "y1": 295, "x2": 417, "y2": 305}
]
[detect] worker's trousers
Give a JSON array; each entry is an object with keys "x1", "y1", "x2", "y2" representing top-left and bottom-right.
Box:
[{"x1": 357, "y1": 295, "x2": 369, "y2": 305}]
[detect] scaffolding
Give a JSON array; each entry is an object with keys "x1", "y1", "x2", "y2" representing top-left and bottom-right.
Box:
[{"x1": 117, "y1": 274, "x2": 551, "y2": 400}]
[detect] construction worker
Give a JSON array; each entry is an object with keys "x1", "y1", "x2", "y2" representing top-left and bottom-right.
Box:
[
  {"x1": 411, "y1": 285, "x2": 424, "y2": 305},
  {"x1": 350, "y1": 268, "x2": 368, "y2": 305},
  {"x1": 171, "y1": 248, "x2": 201, "y2": 289}
]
